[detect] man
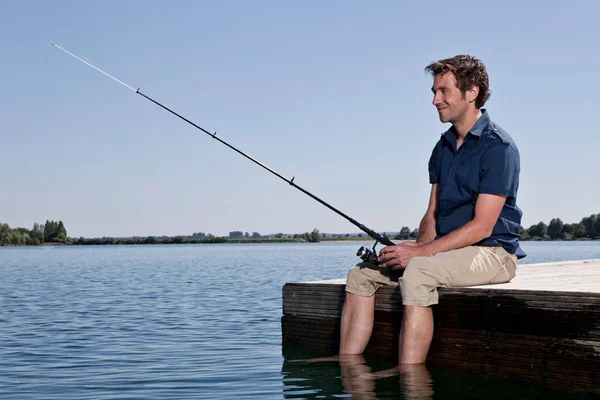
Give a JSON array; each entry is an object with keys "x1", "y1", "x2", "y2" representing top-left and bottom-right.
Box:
[{"x1": 339, "y1": 55, "x2": 525, "y2": 364}]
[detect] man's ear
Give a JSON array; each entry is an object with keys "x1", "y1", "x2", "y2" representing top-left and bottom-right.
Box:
[{"x1": 466, "y1": 85, "x2": 479, "y2": 104}]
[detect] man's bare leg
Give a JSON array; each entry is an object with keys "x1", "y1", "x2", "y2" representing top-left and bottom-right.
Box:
[
  {"x1": 339, "y1": 293, "x2": 375, "y2": 354},
  {"x1": 399, "y1": 305, "x2": 433, "y2": 364}
]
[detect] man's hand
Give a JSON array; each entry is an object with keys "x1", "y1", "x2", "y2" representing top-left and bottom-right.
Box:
[{"x1": 378, "y1": 242, "x2": 428, "y2": 270}]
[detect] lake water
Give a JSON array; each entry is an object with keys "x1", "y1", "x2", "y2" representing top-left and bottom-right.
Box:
[{"x1": 1, "y1": 241, "x2": 599, "y2": 399}]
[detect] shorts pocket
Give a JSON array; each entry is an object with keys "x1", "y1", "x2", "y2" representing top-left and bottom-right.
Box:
[{"x1": 489, "y1": 247, "x2": 517, "y2": 284}]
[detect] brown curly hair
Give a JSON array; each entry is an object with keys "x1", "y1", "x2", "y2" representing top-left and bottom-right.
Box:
[{"x1": 425, "y1": 55, "x2": 491, "y2": 109}]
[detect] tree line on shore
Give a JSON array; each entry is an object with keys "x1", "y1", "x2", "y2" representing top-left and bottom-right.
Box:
[
  {"x1": 0, "y1": 222, "x2": 324, "y2": 246},
  {"x1": 0, "y1": 220, "x2": 67, "y2": 246},
  {"x1": 394, "y1": 213, "x2": 600, "y2": 241},
  {"x1": 2, "y1": 213, "x2": 600, "y2": 246}
]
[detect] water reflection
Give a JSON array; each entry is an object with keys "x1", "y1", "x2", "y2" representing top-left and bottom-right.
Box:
[
  {"x1": 281, "y1": 350, "x2": 599, "y2": 400},
  {"x1": 281, "y1": 353, "x2": 434, "y2": 400}
]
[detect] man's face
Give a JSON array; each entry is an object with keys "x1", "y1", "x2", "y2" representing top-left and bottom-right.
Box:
[{"x1": 431, "y1": 71, "x2": 469, "y2": 124}]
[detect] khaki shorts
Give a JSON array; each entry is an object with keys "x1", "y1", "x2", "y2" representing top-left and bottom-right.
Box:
[{"x1": 345, "y1": 246, "x2": 517, "y2": 307}]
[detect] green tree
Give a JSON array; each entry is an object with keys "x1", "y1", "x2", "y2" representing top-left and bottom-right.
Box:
[
  {"x1": 561, "y1": 231, "x2": 573, "y2": 240},
  {"x1": 6, "y1": 231, "x2": 17, "y2": 245},
  {"x1": 172, "y1": 235, "x2": 184, "y2": 244},
  {"x1": 30, "y1": 222, "x2": 44, "y2": 244},
  {"x1": 41, "y1": 220, "x2": 68, "y2": 243},
  {"x1": 0, "y1": 223, "x2": 10, "y2": 245},
  {"x1": 527, "y1": 222, "x2": 547, "y2": 239},
  {"x1": 395, "y1": 226, "x2": 411, "y2": 240},
  {"x1": 410, "y1": 229, "x2": 419, "y2": 240},
  {"x1": 572, "y1": 223, "x2": 587, "y2": 239},
  {"x1": 56, "y1": 221, "x2": 67, "y2": 243},
  {"x1": 594, "y1": 218, "x2": 600, "y2": 239},
  {"x1": 44, "y1": 220, "x2": 55, "y2": 242},
  {"x1": 547, "y1": 218, "x2": 564, "y2": 239},
  {"x1": 582, "y1": 214, "x2": 598, "y2": 239},
  {"x1": 310, "y1": 229, "x2": 320, "y2": 243},
  {"x1": 301, "y1": 229, "x2": 320, "y2": 243},
  {"x1": 58, "y1": 220, "x2": 67, "y2": 236}
]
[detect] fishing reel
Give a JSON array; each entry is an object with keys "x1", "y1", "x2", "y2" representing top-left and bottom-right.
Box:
[{"x1": 356, "y1": 242, "x2": 381, "y2": 265}]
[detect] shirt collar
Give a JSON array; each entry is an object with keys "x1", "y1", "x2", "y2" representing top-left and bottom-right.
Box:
[
  {"x1": 468, "y1": 108, "x2": 490, "y2": 137},
  {"x1": 442, "y1": 108, "x2": 490, "y2": 143}
]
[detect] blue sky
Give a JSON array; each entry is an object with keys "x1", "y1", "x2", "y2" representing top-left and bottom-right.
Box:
[{"x1": 2, "y1": 1, "x2": 599, "y2": 238}]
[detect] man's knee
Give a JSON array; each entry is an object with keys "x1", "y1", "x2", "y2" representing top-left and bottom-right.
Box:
[
  {"x1": 346, "y1": 265, "x2": 363, "y2": 289},
  {"x1": 402, "y1": 257, "x2": 437, "y2": 286},
  {"x1": 345, "y1": 261, "x2": 402, "y2": 297},
  {"x1": 400, "y1": 257, "x2": 440, "y2": 307},
  {"x1": 345, "y1": 265, "x2": 378, "y2": 297}
]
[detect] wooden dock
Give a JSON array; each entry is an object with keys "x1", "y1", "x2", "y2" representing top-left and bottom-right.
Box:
[{"x1": 282, "y1": 259, "x2": 600, "y2": 392}]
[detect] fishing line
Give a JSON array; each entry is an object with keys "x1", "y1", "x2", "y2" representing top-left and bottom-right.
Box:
[
  {"x1": 50, "y1": 42, "x2": 136, "y2": 92},
  {"x1": 49, "y1": 41, "x2": 394, "y2": 260}
]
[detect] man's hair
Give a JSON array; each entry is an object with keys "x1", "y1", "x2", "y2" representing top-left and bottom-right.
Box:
[{"x1": 425, "y1": 55, "x2": 491, "y2": 109}]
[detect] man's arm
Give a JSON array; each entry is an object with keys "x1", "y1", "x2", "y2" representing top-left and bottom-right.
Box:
[
  {"x1": 415, "y1": 183, "x2": 439, "y2": 245},
  {"x1": 380, "y1": 140, "x2": 517, "y2": 269},
  {"x1": 379, "y1": 192, "x2": 506, "y2": 269},
  {"x1": 421, "y1": 193, "x2": 506, "y2": 256}
]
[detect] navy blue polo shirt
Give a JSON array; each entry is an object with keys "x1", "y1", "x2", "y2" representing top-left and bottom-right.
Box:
[{"x1": 428, "y1": 109, "x2": 526, "y2": 259}]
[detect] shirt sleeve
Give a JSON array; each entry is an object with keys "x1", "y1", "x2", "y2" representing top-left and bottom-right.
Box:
[
  {"x1": 479, "y1": 142, "x2": 520, "y2": 197},
  {"x1": 428, "y1": 141, "x2": 442, "y2": 184}
]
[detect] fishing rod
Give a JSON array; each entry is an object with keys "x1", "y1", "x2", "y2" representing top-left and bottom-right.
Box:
[{"x1": 49, "y1": 41, "x2": 394, "y2": 263}]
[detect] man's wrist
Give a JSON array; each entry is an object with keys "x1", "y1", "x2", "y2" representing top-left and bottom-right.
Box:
[
  {"x1": 415, "y1": 237, "x2": 433, "y2": 246},
  {"x1": 419, "y1": 241, "x2": 436, "y2": 257}
]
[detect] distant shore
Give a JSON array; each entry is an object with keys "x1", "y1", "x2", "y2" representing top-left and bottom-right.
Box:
[
  {"x1": 5, "y1": 212, "x2": 600, "y2": 246},
  {"x1": 3, "y1": 238, "x2": 599, "y2": 248}
]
